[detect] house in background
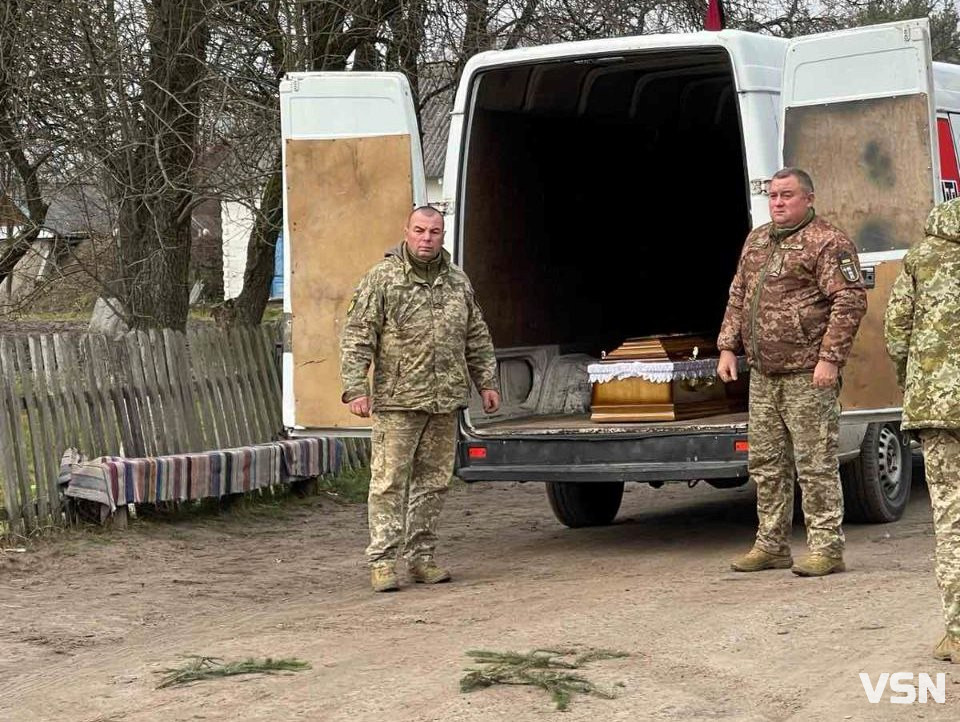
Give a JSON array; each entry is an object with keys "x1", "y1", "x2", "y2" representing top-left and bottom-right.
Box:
[{"x1": 0, "y1": 185, "x2": 114, "y2": 305}]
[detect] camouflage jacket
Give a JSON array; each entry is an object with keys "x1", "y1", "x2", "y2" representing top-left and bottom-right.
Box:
[
  {"x1": 717, "y1": 215, "x2": 867, "y2": 373},
  {"x1": 884, "y1": 199, "x2": 960, "y2": 430},
  {"x1": 339, "y1": 244, "x2": 499, "y2": 414}
]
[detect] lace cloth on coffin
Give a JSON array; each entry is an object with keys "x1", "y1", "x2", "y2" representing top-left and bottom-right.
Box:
[{"x1": 588, "y1": 356, "x2": 749, "y2": 384}]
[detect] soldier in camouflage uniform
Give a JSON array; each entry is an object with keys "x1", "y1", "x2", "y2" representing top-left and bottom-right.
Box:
[
  {"x1": 885, "y1": 197, "x2": 960, "y2": 663},
  {"x1": 340, "y1": 206, "x2": 501, "y2": 592},
  {"x1": 717, "y1": 168, "x2": 867, "y2": 577}
]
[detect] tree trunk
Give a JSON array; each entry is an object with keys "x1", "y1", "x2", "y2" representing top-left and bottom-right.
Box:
[
  {"x1": 217, "y1": 157, "x2": 282, "y2": 327},
  {"x1": 118, "y1": 0, "x2": 208, "y2": 331}
]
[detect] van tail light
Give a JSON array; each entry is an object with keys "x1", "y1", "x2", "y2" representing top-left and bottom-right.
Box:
[
  {"x1": 734, "y1": 440, "x2": 749, "y2": 453},
  {"x1": 467, "y1": 445, "x2": 487, "y2": 460}
]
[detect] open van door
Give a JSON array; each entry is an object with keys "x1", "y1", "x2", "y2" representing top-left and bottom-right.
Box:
[
  {"x1": 279, "y1": 73, "x2": 427, "y2": 431},
  {"x1": 780, "y1": 18, "x2": 937, "y2": 416}
]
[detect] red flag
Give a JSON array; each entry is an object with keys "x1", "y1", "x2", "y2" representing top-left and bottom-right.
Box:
[{"x1": 704, "y1": 0, "x2": 725, "y2": 31}]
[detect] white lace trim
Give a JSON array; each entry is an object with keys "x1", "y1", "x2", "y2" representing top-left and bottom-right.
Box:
[{"x1": 588, "y1": 357, "x2": 748, "y2": 384}]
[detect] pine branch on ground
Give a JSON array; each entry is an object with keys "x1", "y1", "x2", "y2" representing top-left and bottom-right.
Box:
[
  {"x1": 460, "y1": 647, "x2": 629, "y2": 710},
  {"x1": 156, "y1": 655, "x2": 311, "y2": 689}
]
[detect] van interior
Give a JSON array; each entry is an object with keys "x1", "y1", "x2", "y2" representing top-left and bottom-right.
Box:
[{"x1": 459, "y1": 48, "x2": 752, "y2": 431}]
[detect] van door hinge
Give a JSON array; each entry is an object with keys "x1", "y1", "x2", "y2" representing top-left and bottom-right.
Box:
[
  {"x1": 750, "y1": 178, "x2": 771, "y2": 196},
  {"x1": 282, "y1": 312, "x2": 293, "y2": 352}
]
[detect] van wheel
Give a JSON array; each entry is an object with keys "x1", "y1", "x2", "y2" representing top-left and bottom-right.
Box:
[
  {"x1": 840, "y1": 422, "x2": 912, "y2": 523},
  {"x1": 707, "y1": 478, "x2": 749, "y2": 489},
  {"x1": 546, "y1": 481, "x2": 624, "y2": 528}
]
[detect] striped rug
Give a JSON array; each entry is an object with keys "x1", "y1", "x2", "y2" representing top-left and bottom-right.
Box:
[{"x1": 63, "y1": 436, "x2": 346, "y2": 512}]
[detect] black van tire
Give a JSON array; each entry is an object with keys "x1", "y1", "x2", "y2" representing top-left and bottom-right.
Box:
[
  {"x1": 840, "y1": 422, "x2": 912, "y2": 523},
  {"x1": 546, "y1": 481, "x2": 624, "y2": 528}
]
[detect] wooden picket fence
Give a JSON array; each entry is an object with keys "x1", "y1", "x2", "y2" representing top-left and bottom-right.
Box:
[{"x1": 0, "y1": 324, "x2": 282, "y2": 533}]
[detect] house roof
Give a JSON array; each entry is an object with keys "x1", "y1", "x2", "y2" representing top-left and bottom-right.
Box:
[{"x1": 43, "y1": 185, "x2": 114, "y2": 237}]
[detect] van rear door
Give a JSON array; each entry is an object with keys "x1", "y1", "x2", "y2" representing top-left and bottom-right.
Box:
[
  {"x1": 279, "y1": 72, "x2": 427, "y2": 430},
  {"x1": 780, "y1": 18, "x2": 937, "y2": 415}
]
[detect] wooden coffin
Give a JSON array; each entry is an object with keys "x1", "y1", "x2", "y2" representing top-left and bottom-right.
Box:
[{"x1": 589, "y1": 334, "x2": 749, "y2": 422}]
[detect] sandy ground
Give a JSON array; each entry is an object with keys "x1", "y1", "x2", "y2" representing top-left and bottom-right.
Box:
[{"x1": 1, "y1": 473, "x2": 958, "y2": 721}]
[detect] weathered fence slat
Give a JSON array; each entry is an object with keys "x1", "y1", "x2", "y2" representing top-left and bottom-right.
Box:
[
  {"x1": 185, "y1": 329, "x2": 220, "y2": 451},
  {"x1": 0, "y1": 351, "x2": 25, "y2": 530},
  {"x1": 75, "y1": 336, "x2": 109, "y2": 459},
  {"x1": 237, "y1": 327, "x2": 272, "y2": 441},
  {"x1": 85, "y1": 335, "x2": 121, "y2": 457},
  {"x1": 137, "y1": 330, "x2": 172, "y2": 456},
  {"x1": 61, "y1": 335, "x2": 100, "y2": 457},
  {"x1": 0, "y1": 337, "x2": 36, "y2": 530},
  {"x1": 124, "y1": 332, "x2": 157, "y2": 457},
  {"x1": 40, "y1": 336, "x2": 70, "y2": 457},
  {"x1": 113, "y1": 335, "x2": 146, "y2": 458},
  {"x1": 208, "y1": 330, "x2": 243, "y2": 448},
  {"x1": 192, "y1": 329, "x2": 234, "y2": 448},
  {"x1": 28, "y1": 336, "x2": 63, "y2": 518},
  {"x1": 13, "y1": 338, "x2": 49, "y2": 524},
  {"x1": 148, "y1": 329, "x2": 186, "y2": 454},
  {"x1": 254, "y1": 325, "x2": 282, "y2": 432},
  {"x1": 229, "y1": 327, "x2": 263, "y2": 444},
  {"x1": 164, "y1": 329, "x2": 203, "y2": 452}
]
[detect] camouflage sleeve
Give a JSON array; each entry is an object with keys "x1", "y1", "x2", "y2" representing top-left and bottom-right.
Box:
[
  {"x1": 463, "y1": 283, "x2": 500, "y2": 393},
  {"x1": 884, "y1": 262, "x2": 916, "y2": 389},
  {"x1": 339, "y1": 270, "x2": 384, "y2": 402},
  {"x1": 716, "y1": 240, "x2": 748, "y2": 353},
  {"x1": 817, "y1": 234, "x2": 868, "y2": 366}
]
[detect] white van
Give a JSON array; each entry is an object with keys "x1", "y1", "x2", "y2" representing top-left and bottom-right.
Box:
[{"x1": 279, "y1": 18, "x2": 960, "y2": 528}]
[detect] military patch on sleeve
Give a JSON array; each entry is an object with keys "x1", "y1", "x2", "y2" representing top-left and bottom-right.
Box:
[
  {"x1": 346, "y1": 289, "x2": 359, "y2": 315},
  {"x1": 838, "y1": 251, "x2": 861, "y2": 283}
]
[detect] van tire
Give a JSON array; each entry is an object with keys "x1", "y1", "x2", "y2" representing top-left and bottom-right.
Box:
[
  {"x1": 707, "y1": 478, "x2": 749, "y2": 489},
  {"x1": 840, "y1": 422, "x2": 912, "y2": 523},
  {"x1": 546, "y1": 481, "x2": 624, "y2": 528}
]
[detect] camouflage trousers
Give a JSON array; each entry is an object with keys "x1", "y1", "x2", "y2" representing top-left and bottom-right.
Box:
[
  {"x1": 917, "y1": 429, "x2": 960, "y2": 639},
  {"x1": 749, "y1": 370, "x2": 844, "y2": 557},
  {"x1": 366, "y1": 410, "x2": 458, "y2": 567}
]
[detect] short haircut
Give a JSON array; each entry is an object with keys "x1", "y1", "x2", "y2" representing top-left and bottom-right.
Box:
[
  {"x1": 407, "y1": 205, "x2": 443, "y2": 224},
  {"x1": 771, "y1": 167, "x2": 814, "y2": 194}
]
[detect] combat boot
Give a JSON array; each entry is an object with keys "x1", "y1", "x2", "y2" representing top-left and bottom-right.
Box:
[
  {"x1": 933, "y1": 634, "x2": 960, "y2": 663},
  {"x1": 791, "y1": 553, "x2": 845, "y2": 577},
  {"x1": 730, "y1": 547, "x2": 793, "y2": 572},
  {"x1": 408, "y1": 559, "x2": 452, "y2": 584},
  {"x1": 370, "y1": 564, "x2": 399, "y2": 592}
]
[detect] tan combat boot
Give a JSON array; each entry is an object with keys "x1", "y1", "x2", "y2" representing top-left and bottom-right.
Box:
[
  {"x1": 408, "y1": 559, "x2": 452, "y2": 584},
  {"x1": 730, "y1": 547, "x2": 793, "y2": 572},
  {"x1": 933, "y1": 634, "x2": 960, "y2": 663},
  {"x1": 791, "y1": 553, "x2": 845, "y2": 577},
  {"x1": 370, "y1": 564, "x2": 400, "y2": 592}
]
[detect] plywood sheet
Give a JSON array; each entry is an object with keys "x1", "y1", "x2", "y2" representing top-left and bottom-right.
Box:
[
  {"x1": 286, "y1": 135, "x2": 412, "y2": 428},
  {"x1": 784, "y1": 94, "x2": 932, "y2": 411},
  {"x1": 840, "y1": 260, "x2": 903, "y2": 411}
]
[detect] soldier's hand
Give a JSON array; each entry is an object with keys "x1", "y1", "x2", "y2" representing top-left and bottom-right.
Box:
[
  {"x1": 813, "y1": 360, "x2": 839, "y2": 388},
  {"x1": 717, "y1": 350, "x2": 738, "y2": 383},
  {"x1": 481, "y1": 389, "x2": 501, "y2": 414},
  {"x1": 347, "y1": 395, "x2": 371, "y2": 417}
]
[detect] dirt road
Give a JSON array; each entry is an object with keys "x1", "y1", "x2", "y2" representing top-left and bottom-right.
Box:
[{"x1": 1, "y1": 475, "x2": 957, "y2": 721}]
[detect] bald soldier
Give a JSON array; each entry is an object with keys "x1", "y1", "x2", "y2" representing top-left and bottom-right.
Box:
[
  {"x1": 340, "y1": 206, "x2": 501, "y2": 592},
  {"x1": 885, "y1": 198, "x2": 960, "y2": 663},
  {"x1": 717, "y1": 167, "x2": 867, "y2": 577}
]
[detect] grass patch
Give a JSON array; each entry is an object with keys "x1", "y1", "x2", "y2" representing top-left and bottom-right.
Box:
[
  {"x1": 317, "y1": 466, "x2": 371, "y2": 503},
  {"x1": 156, "y1": 655, "x2": 311, "y2": 689},
  {"x1": 460, "y1": 648, "x2": 629, "y2": 711}
]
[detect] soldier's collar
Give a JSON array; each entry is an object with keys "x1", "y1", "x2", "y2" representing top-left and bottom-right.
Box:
[{"x1": 769, "y1": 208, "x2": 815, "y2": 243}]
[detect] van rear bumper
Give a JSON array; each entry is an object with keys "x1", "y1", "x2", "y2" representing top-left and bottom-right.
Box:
[{"x1": 456, "y1": 428, "x2": 750, "y2": 483}]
